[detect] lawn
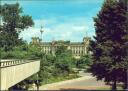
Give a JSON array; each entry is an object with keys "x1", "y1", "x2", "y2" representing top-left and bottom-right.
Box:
[{"x1": 41, "y1": 73, "x2": 80, "y2": 85}]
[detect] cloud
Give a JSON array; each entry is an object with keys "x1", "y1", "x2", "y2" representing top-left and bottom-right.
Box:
[
  {"x1": 20, "y1": 16, "x2": 95, "y2": 42},
  {"x1": 19, "y1": 27, "x2": 40, "y2": 42},
  {"x1": 2, "y1": 0, "x2": 102, "y2": 43}
]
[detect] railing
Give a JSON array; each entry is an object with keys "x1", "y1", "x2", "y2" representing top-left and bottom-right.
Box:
[{"x1": 0, "y1": 59, "x2": 39, "y2": 68}]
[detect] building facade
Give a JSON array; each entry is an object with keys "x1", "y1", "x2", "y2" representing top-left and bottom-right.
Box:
[{"x1": 32, "y1": 37, "x2": 91, "y2": 58}]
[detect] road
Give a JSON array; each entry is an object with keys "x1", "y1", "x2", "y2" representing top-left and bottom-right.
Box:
[{"x1": 39, "y1": 72, "x2": 109, "y2": 90}]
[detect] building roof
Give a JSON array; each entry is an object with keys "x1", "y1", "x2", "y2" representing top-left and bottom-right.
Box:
[
  {"x1": 70, "y1": 42, "x2": 83, "y2": 45},
  {"x1": 31, "y1": 37, "x2": 91, "y2": 46},
  {"x1": 41, "y1": 41, "x2": 84, "y2": 46}
]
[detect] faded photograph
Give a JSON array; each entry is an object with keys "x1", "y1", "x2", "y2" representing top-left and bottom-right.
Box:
[{"x1": 0, "y1": 0, "x2": 128, "y2": 90}]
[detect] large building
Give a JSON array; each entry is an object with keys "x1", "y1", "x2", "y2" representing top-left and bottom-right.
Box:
[{"x1": 32, "y1": 37, "x2": 91, "y2": 58}]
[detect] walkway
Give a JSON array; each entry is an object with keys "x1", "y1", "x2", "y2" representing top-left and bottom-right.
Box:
[{"x1": 39, "y1": 73, "x2": 109, "y2": 90}]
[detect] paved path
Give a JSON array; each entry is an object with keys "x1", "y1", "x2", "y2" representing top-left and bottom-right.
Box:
[{"x1": 39, "y1": 73, "x2": 109, "y2": 90}]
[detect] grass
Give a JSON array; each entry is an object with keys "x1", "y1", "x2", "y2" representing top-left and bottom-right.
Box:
[
  {"x1": 29, "y1": 73, "x2": 80, "y2": 90},
  {"x1": 41, "y1": 73, "x2": 80, "y2": 85}
]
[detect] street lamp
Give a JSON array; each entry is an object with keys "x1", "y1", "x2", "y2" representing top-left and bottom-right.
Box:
[{"x1": 36, "y1": 73, "x2": 39, "y2": 91}]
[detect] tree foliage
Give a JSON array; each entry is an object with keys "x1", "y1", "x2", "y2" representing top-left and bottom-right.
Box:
[
  {"x1": 89, "y1": 0, "x2": 128, "y2": 90},
  {"x1": 0, "y1": 3, "x2": 34, "y2": 51},
  {"x1": 38, "y1": 45, "x2": 74, "y2": 84},
  {"x1": 54, "y1": 45, "x2": 73, "y2": 75},
  {"x1": 76, "y1": 54, "x2": 92, "y2": 69},
  {"x1": 17, "y1": 45, "x2": 76, "y2": 89},
  {"x1": 0, "y1": 43, "x2": 42, "y2": 59}
]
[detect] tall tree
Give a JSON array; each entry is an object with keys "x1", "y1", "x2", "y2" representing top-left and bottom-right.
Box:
[
  {"x1": 0, "y1": 3, "x2": 34, "y2": 51},
  {"x1": 89, "y1": 0, "x2": 128, "y2": 90}
]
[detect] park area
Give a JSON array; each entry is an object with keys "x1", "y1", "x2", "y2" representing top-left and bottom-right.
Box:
[{"x1": 0, "y1": 0, "x2": 128, "y2": 90}]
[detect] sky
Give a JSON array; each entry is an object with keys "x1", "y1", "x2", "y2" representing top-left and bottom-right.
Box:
[{"x1": 2, "y1": 0, "x2": 104, "y2": 42}]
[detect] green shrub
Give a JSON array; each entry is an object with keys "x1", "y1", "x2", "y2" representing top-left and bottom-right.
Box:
[
  {"x1": 76, "y1": 54, "x2": 92, "y2": 69},
  {"x1": 0, "y1": 44, "x2": 42, "y2": 60}
]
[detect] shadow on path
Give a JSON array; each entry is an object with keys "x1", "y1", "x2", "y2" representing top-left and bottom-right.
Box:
[{"x1": 59, "y1": 88, "x2": 109, "y2": 91}]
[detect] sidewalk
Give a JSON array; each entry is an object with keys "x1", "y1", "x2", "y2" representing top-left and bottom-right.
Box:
[
  {"x1": 31, "y1": 72, "x2": 109, "y2": 90},
  {"x1": 39, "y1": 75, "x2": 96, "y2": 90}
]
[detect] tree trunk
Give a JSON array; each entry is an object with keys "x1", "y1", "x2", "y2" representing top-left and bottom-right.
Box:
[
  {"x1": 123, "y1": 81, "x2": 127, "y2": 90},
  {"x1": 124, "y1": 69, "x2": 128, "y2": 91},
  {"x1": 112, "y1": 79, "x2": 117, "y2": 91}
]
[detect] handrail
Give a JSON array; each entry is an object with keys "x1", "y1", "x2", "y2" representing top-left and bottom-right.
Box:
[{"x1": 0, "y1": 59, "x2": 40, "y2": 68}]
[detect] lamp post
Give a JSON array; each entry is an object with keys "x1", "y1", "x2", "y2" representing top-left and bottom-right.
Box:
[{"x1": 36, "y1": 73, "x2": 39, "y2": 91}]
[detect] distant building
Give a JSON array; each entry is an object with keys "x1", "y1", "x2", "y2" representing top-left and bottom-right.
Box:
[
  {"x1": 31, "y1": 37, "x2": 41, "y2": 45},
  {"x1": 31, "y1": 37, "x2": 91, "y2": 59}
]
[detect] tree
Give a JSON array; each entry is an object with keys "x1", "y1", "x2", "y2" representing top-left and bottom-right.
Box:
[
  {"x1": 0, "y1": 3, "x2": 34, "y2": 51},
  {"x1": 76, "y1": 54, "x2": 91, "y2": 69},
  {"x1": 38, "y1": 53, "x2": 56, "y2": 84},
  {"x1": 54, "y1": 45, "x2": 73, "y2": 75},
  {"x1": 89, "y1": 0, "x2": 128, "y2": 90}
]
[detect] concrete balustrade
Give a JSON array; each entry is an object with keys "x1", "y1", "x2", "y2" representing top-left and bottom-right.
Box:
[
  {"x1": 0, "y1": 59, "x2": 40, "y2": 90},
  {"x1": 0, "y1": 60, "x2": 37, "y2": 67}
]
